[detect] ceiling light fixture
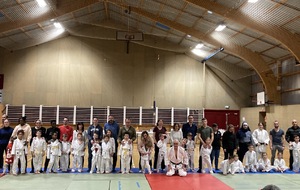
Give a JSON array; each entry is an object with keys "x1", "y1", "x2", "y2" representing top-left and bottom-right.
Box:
[
  {"x1": 36, "y1": 0, "x2": 47, "y2": 7},
  {"x1": 187, "y1": 34, "x2": 191, "y2": 38},
  {"x1": 54, "y1": 22, "x2": 63, "y2": 29},
  {"x1": 191, "y1": 48, "x2": 203, "y2": 57},
  {"x1": 207, "y1": 10, "x2": 213, "y2": 14},
  {"x1": 248, "y1": 0, "x2": 259, "y2": 3},
  {"x1": 195, "y1": 43, "x2": 204, "y2": 49},
  {"x1": 215, "y1": 24, "x2": 226, "y2": 32}
]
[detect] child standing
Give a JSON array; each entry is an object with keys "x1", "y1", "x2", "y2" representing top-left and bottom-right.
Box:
[
  {"x1": 71, "y1": 133, "x2": 85, "y2": 173},
  {"x1": 211, "y1": 123, "x2": 222, "y2": 171},
  {"x1": 90, "y1": 138, "x2": 101, "y2": 174},
  {"x1": 200, "y1": 137, "x2": 213, "y2": 174},
  {"x1": 156, "y1": 133, "x2": 168, "y2": 172},
  {"x1": 289, "y1": 135, "x2": 300, "y2": 172},
  {"x1": 60, "y1": 134, "x2": 71, "y2": 172},
  {"x1": 47, "y1": 132, "x2": 61, "y2": 173},
  {"x1": 139, "y1": 143, "x2": 152, "y2": 174},
  {"x1": 118, "y1": 132, "x2": 132, "y2": 174},
  {"x1": 30, "y1": 130, "x2": 46, "y2": 174},
  {"x1": 101, "y1": 135, "x2": 112, "y2": 174},
  {"x1": 106, "y1": 130, "x2": 115, "y2": 172},
  {"x1": 274, "y1": 152, "x2": 288, "y2": 173},
  {"x1": 244, "y1": 144, "x2": 257, "y2": 172},
  {"x1": 220, "y1": 155, "x2": 234, "y2": 175},
  {"x1": 186, "y1": 132, "x2": 195, "y2": 171},
  {"x1": 230, "y1": 154, "x2": 245, "y2": 174},
  {"x1": 258, "y1": 152, "x2": 273, "y2": 172},
  {"x1": 1, "y1": 137, "x2": 14, "y2": 176},
  {"x1": 12, "y1": 130, "x2": 28, "y2": 175}
]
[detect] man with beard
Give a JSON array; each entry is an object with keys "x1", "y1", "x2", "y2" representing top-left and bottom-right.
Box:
[
  {"x1": 285, "y1": 119, "x2": 300, "y2": 170},
  {"x1": 269, "y1": 120, "x2": 285, "y2": 165},
  {"x1": 104, "y1": 115, "x2": 119, "y2": 172}
]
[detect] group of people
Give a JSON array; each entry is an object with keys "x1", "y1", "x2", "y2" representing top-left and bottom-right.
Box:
[{"x1": 0, "y1": 113, "x2": 300, "y2": 177}]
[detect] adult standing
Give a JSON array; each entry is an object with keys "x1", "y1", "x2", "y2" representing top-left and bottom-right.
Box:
[
  {"x1": 285, "y1": 119, "x2": 300, "y2": 170},
  {"x1": 11, "y1": 116, "x2": 32, "y2": 172},
  {"x1": 252, "y1": 122, "x2": 269, "y2": 160},
  {"x1": 222, "y1": 124, "x2": 237, "y2": 160},
  {"x1": 196, "y1": 118, "x2": 213, "y2": 173},
  {"x1": 236, "y1": 121, "x2": 252, "y2": 162},
  {"x1": 269, "y1": 120, "x2": 285, "y2": 165},
  {"x1": 58, "y1": 117, "x2": 73, "y2": 142},
  {"x1": 210, "y1": 123, "x2": 222, "y2": 170},
  {"x1": 170, "y1": 123, "x2": 183, "y2": 146},
  {"x1": 104, "y1": 115, "x2": 118, "y2": 172},
  {"x1": 152, "y1": 119, "x2": 167, "y2": 172},
  {"x1": 30, "y1": 119, "x2": 46, "y2": 173},
  {"x1": 44, "y1": 120, "x2": 60, "y2": 172},
  {"x1": 118, "y1": 118, "x2": 136, "y2": 172},
  {"x1": 182, "y1": 115, "x2": 197, "y2": 140},
  {"x1": 87, "y1": 118, "x2": 103, "y2": 172},
  {"x1": 0, "y1": 119, "x2": 13, "y2": 169}
]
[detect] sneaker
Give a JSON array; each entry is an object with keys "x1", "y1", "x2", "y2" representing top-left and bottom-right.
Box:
[
  {"x1": 209, "y1": 170, "x2": 213, "y2": 174},
  {"x1": 78, "y1": 169, "x2": 82, "y2": 173},
  {"x1": 71, "y1": 169, "x2": 75, "y2": 172},
  {"x1": 139, "y1": 170, "x2": 142, "y2": 173},
  {"x1": 90, "y1": 171, "x2": 93, "y2": 174}
]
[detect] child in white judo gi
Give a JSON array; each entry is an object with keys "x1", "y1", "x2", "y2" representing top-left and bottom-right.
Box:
[
  {"x1": 200, "y1": 137, "x2": 213, "y2": 174},
  {"x1": 186, "y1": 132, "x2": 195, "y2": 172},
  {"x1": 289, "y1": 135, "x2": 300, "y2": 172},
  {"x1": 60, "y1": 134, "x2": 71, "y2": 172},
  {"x1": 90, "y1": 138, "x2": 101, "y2": 174},
  {"x1": 118, "y1": 132, "x2": 132, "y2": 174},
  {"x1": 230, "y1": 154, "x2": 245, "y2": 174},
  {"x1": 71, "y1": 133, "x2": 85, "y2": 173},
  {"x1": 101, "y1": 135, "x2": 112, "y2": 174},
  {"x1": 12, "y1": 130, "x2": 28, "y2": 175},
  {"x1": 274, "y1": 152, "x2": 288, "y2": 173},
  {"x1": 47, "y1": 132, "x2": 61, "y2": 173},
  {"x1": 139, "y1": 142, "x2": 152, "y2": 174},
  {"x1": 220, "y1": 155, "x2": 234, "y2": 175},
  {"x1": 258, "y1": 152, "x2": 273, "y2": 172},
  {"x1": 252, "y1": 122, "x2": 269, "y2": 160},
  {"x1": 157, "y1": 133, "x2": 168, "y2": 172},
  {"x1": 30, "y1": 130, "x2": 46, "y2": 174},
  {"x1": 106, "y1": 129, "x2": 115, "y2": 171},
  {"x1": 244, "y1": 144, "x2": 257, "y2": 172}
]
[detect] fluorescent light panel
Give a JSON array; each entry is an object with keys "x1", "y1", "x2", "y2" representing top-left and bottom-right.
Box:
[
  {"x1": 36, "y1": 0, "x2": 47, "y2": 7},
  {"x1": 248, "y1": 0, "x2": 258, "y2": 3},
  {"x1": 215, "y1": 24, "x2": 226, "y2": 32},
  {"x1": 195, "y1": 43, "x2": 204, "y2": 49},
  {"x1": 54, "y1": 22, "x2": 63, "y2": 29}
]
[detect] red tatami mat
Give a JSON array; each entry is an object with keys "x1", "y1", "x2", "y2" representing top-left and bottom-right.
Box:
[{"x1": 145, "y1": 174, "x2": 233, "y2": 190}]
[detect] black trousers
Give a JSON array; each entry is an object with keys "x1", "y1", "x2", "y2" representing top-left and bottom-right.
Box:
[
  {"x1": 237, "y1": 143, "x2": 249, "y2": 162},
  {"x1": 0, "y1": 143, "x2": 8, "y2": 169},
  {"x1": 289, "y1": 149, "x2": 293, "y2": 170},
  {"x1": 112, "y1": 142, "x2": 118, "y2": 171},
  {"x1": 224, "y1": 148, "x2": 234, "y2": 160}
]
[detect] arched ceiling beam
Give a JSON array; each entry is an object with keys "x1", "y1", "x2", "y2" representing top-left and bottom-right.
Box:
[
  {"x1": 185, "y1": 0, "x2": 300, "y2": 62},
  {"x1": 108, "y1": 1, "x2": 280, "y2": 103},
  {"x1": 0, "y1": 0, "x2": 100, "y2": 34}
]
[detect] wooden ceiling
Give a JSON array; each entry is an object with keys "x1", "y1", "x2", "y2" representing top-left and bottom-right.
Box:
[{"x1": 1, "y1": 0, "x2": 299, "y2": 103}]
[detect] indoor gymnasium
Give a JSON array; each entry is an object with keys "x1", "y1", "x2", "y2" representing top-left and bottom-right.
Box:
[{"x1": 0, "y1": 0, "x2": 300, "y2": 190}]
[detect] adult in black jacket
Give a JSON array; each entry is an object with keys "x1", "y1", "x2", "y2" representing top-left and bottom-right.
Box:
[
  {"x1": 210, "y1": 123, "x2": 222, "y2": 170},
  {"x1": 285, "y1": 119, "x2": 300, "y2": 170},
  {"x1": 222, "y1": 124, "x2": 237, "y2": 160}
]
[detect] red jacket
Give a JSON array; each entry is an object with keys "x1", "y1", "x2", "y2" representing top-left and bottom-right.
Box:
[
  {"x1": 5, "y1": 142, "x2": 13, "y2": 164},
  {"x1": 59, "y1": 125, "x2": 74, "y2": 142}
]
